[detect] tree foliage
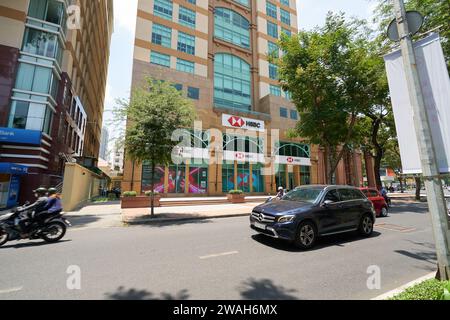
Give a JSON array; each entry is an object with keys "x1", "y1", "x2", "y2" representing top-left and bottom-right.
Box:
[
  {"x1": 115, "y1": 78, "x2": 195, "y2": 215},
  {"x1": 276, "y1": 13, "x2": 387, "y2": 183}
]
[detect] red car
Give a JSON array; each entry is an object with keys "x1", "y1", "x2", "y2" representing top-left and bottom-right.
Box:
[{"x1": 359, "y1": 188, "x2": 388, "y2": 217}]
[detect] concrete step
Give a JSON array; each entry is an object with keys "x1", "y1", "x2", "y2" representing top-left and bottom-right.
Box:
[{"x1": 159, "y1": 197, "x2": 268, "y2": 207}]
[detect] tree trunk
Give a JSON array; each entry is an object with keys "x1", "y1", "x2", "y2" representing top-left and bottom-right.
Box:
[
  {"x1": 151, "y1": 161, "x2": 155, "y2": 218},
  {"x1": 415, "y1": 176, "x2": 421, "y2": 200},
  {"x1": 399, "y1": 177, "x2": 404, "y2": 193}
]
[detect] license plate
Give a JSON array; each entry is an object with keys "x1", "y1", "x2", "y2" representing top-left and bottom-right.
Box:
[{"x1": 253, "y1": 222, "x2": 266, "y2": 230}]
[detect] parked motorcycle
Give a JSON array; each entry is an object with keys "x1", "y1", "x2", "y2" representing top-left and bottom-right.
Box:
[{"x1": 0, "y1": 205, "x2": 71, "y2": 247}]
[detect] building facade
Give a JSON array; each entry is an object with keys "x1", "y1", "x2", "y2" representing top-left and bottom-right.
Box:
[
  {"x1": 99, "y1": 126, "x2": 109, "y2": 160},
  {"x1": 0, "y1": 0, "x2": 114, "y2": 204},
  {"x1": 122, "y1": 0, "x2": 364, "y2": 196}
]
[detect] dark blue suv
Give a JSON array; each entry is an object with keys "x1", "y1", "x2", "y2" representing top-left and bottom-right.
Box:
[{"x1": 250, "y1": 185, "x2": 376, "y2": 249}]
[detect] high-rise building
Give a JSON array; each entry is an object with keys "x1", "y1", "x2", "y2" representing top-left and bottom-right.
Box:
[
  {"x1": 122, "y1": 0, "x2": 364, "y2": 196},
  {"x1": 0, "y1": 0, "x2": 114, "y2": 205},
  {"x1": 99, "y1": 126, "x2": 110, "y2": 160}
]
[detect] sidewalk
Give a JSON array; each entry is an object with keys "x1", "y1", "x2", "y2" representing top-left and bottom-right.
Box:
[{"x1": 122, "y1": 202, "x2": 261, "y2": 224}]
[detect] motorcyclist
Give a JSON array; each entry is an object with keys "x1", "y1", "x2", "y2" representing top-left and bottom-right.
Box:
[
  {"x1": 17, "y1": 187, "x2": 48, "y2": 236},
  {"x1": 37, "y1": 187, "x2": 63, "y2": 223},
  {"x1": 276, "y1": 186, "x2": 285, "y2": 200}
]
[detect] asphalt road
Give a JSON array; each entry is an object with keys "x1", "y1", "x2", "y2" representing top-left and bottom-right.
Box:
[{"x1": 0, "y1": 202, "x2": 439, "y2": 300}]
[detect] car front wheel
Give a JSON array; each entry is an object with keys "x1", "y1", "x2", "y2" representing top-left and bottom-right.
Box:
[
  {"x1": 294, "y1": 221, "x2": 317, "y2": 250},
  {"x1": 381, "y1": 207, "x2": 388, "y2": 217}
]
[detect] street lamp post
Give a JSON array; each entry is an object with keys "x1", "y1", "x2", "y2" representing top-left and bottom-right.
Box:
[{"x1": 391, "y1": 0, "x2": 450, "y2": 280}]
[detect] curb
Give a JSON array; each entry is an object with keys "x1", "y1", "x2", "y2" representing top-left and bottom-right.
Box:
[
  {"x1": 371, "y1": 272, "x2": 436, "y2": 300},
  {"x1": 122, "y1": 212, "x2": 251, "y2": 225}
]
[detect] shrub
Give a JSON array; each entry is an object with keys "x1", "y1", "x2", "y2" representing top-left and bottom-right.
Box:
[
  {"x1": 228, "y1": 190, "x2": 244, "y2": 195},
  {"x1": 144, "y1": 191, "x2": 160, "y2": 196},
  {"x1": 122, "y1": 191, "x2": 137, "y2": 197},
  {"x1": 390, "y1": 279, "x2": 450, "y2": 300}
]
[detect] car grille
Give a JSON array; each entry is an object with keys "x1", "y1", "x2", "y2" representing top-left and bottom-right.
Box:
[{"x1": 251, "y1": 211, "x2": 276, "y2": 223}]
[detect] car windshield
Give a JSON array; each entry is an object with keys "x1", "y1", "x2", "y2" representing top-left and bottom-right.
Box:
[{"x1": 282, "y1": 187, "x2": 324, "y2": 203}]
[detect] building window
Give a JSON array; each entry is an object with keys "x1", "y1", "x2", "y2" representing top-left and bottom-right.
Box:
[
  {"x1": 301, "y1": 166, "x2": 311, "y2": 185},
  {"x1": 153, "y1": 0, "x2": 173, "y2": 20},
  {"x1": 168, "y1": 164, "x2": 186, "y2": 193},
  {"x1": 275, "y1": 164, "x2": 287, "y2": 190},
  {"x1": 214, "y1": 8, "x2": 250, "y2": 49},
  {"x1": 179, "y1": 6, "x2": 196, "y2": 29},
  {"x1": 15, "y1": 63, "x2": 58, "y2": 98},
  {"x1": 283, "y1": 90, "x2": 291, "y2": 100},
  {"x1": 189, "y1": 165, "x2": 208, "y2": 194},
  {"x1": 151, "y1": 23, "x2": 172, "y2": 48},
  {"x1": 22, "y1": 28, "x2": 61, "y2": 62},
  {"x1": 8, "y1": 100, "x2": 53, "y2": 134},
  {"x1": 282, "y1": 27, "x2": 292, "y2": 37},
  {"x1": 222, "y1": 163, "x2": 235, "y2": 193},
  {"x1": 141, "y1": 164, "x2": 165, "y2": 193},
  {"x1": 281, "y1": 0, "x2": 290, "y2": 6},
  {"x1": 237, "y1": 163, "x2": 250, "y2": 192},
  {"x1": 268, "y1": 41, "x2": 279, "y2": 58},
  {"x1": 150, "y1": 51, "x2": 171, "y2": 67},
  {"x1": 290, "y1": 109, "x2": 298, "y2": 120},
  {"x1": 176, "y1": 58, "x2": 195, "y2": 74},
  {"x1": 280, "y1": 9, "x2": 291, "y2": 25},
  {"x1": 188, "y1": 87, "x2": 199, "y2": 100},
  {"x1": 187, "y1": 0, "x2": 196, "y2": 4},
  {"x1": 214, "y1": 53, "x2": 251, "y2": 111},
  {"x1": 270, "y1": 85, "x2": 281, "y2": 96},
  {"x1": 172, "y1": 83, "x2": 183, "y2": 91},
  {"x1": 269, "y1": 63, "x2": 278, "y2": 80},
  {"x1": 266, "y1": 2, "x2": 277, "y2": 19},
  {"x1": 267, "y1": 21, "x2": 278, "y2": 38},
  {"x1": 177, "y1": 32, "x2": 195, "y2": 55},
  {"x1": 280, "y1": 107, "x2": 288, "y2": 118},
  {"x1": 28, "y1": 0, "x2": 65, "y2": 27},
  {"x1": 233, "y1": 0, "x2": 249, "y2": 7},
  {"x1": 252, "y1": 164, "x2": 265, "y2": 192}
]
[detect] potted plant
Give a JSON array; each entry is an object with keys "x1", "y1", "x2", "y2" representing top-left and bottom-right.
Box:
[
  {"x1": 227, "y1": 190, "x2": 245, "y2": 203},
  {"x1": 144, "y1": 190, "x2": 161, "y2": 207},
  {"x1": 121, "y1": 191, "x2": 150, "y2": 208}
]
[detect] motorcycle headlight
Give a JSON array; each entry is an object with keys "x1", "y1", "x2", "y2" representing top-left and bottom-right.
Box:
[{"x1": 278, "y1": 215, "x2": 295, "y2": 223}]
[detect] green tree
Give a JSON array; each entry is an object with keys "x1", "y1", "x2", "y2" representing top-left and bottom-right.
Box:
[
  {"x1": 276, "y1": 13, "x2": 384, "y2": 183},
  {"x1": 373, "y1": 0, "x2": 450, "y2": 70},
  {"x1": 115, "y1": 78, "x2": 195, "y2": 217},
  {"x1": 382, "y1": 138, "x2": 406, "y2": 192}
]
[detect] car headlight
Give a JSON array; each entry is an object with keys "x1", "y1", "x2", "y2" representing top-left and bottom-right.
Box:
[{"x1": 278, "y1": 215, "x2": 295, "y2": 223}]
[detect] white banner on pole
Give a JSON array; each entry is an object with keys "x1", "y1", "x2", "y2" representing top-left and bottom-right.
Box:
[{"x1": 384, "y1": 33, "x2": 450, "y2": 174}]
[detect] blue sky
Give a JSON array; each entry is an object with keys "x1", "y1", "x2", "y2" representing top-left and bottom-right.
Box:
[{"x1": 102, "y1": 0, "x2": 377, "y2": 152}]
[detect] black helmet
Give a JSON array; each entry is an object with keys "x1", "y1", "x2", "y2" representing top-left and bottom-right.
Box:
[
  {"x1": 33, "y1": 187, "x2": 47, "y2": 196},
  {"x1": 48, "y1": 187, "x2": 58, "y2": 195}
]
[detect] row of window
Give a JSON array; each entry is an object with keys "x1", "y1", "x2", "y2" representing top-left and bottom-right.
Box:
[
  {"x1": 267, "y1": 21, "x2": 292, "y2": 38},
  {"x1": 280, "y1": 107, "x2": 298, "y2": 120},
  {"x1": 150, "y1": 51, "x2": 196, "y2": 75},
  {"x1": 152, "y1": 24, "x2": 196, "y2": 55},
  {"x1": 266, "y1": 2, "x2": 291, "y2": 25}
]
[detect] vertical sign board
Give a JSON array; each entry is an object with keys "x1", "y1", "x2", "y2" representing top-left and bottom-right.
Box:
[{"x1": 384, "y1": 33, "x2": 450, "y2": 174}]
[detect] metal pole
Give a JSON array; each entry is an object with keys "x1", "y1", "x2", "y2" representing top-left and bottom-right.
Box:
[{"x1": 392, "y1": 0, "x2": 450, "y2": 280}]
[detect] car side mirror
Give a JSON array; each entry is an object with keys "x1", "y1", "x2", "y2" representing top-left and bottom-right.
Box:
[{"x1": 322, "y1": 200, "x2": 334, "y2": 207}]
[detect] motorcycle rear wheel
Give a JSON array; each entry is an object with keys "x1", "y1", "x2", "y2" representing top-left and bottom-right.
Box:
[{"x1": 41, "y1": 222, "x2": 66, "y2": 243}]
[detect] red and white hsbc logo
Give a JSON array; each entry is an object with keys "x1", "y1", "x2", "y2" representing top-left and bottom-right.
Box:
[
  {"x1": 222, "y1": 114, "x2": 265, "y2": 132},
  {"x1": 287, "y1": 157, "x2": 294, "y2": 163}
]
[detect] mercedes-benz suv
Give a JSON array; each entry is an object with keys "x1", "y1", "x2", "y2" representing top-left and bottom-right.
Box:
[{"x1": 250, "y1": 185, "x2": 376, "y2": 249}]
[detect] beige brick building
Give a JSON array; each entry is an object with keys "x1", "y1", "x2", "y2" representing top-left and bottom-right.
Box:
[{"x1": 122, "y1": 0, "x2": 365, "y2": 196}]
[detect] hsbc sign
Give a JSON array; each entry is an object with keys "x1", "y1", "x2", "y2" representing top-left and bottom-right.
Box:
[{"x1": 222, "y1": 114, "x2": 265, "y2": 132}]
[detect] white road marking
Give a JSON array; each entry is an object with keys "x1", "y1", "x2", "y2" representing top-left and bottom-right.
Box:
[
  {"x1": 0, "y1": 286, "x2": 23, "y2": 294},
  {"x1": 199, "y1": 251, "x2": 239, "y2": 260}
]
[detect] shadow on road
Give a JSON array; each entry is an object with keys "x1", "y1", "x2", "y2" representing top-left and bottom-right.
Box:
[
  {"x1": 0, "y1": 239, "x2": 71, "y2": 249},
  {"x1": 395, "y1": 249, "x2": 437, "y2": 265},
  {"x1": 239, "y1": 278, "x2": 298, "y2": 300},
  {"x1": 105, "y1": 286, "x2": 189, "y2": 300},
  {"x1": 251, "y1": 231, "x2": 381, "y2": 252},
  {"x1": 129, "y1": 217, "x2": 212, "y2": 228},
  {"x1": 65, "y1": 215, "x2": 102, "y2": 228}
]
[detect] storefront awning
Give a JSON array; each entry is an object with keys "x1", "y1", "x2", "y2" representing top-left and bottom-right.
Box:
[{"x1": 0, "y1": 163, "x2": 28, "y2": 175}]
